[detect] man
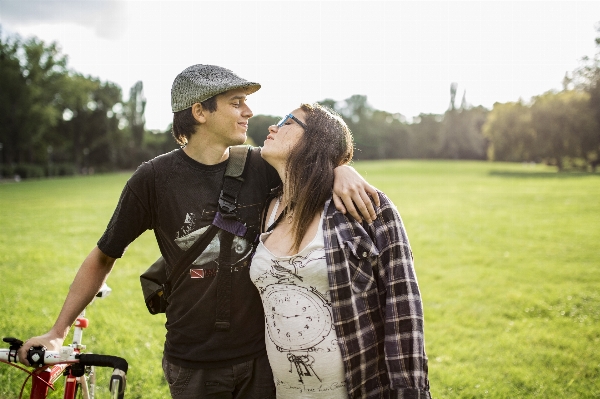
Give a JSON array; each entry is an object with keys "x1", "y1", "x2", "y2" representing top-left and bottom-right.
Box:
[{"x1": 19, "y1": 65, "x2": 379, "y2": 398}]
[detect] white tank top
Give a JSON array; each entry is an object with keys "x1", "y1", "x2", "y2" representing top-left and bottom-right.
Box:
[{"x1": 249, "y1": 207, "x2": 347, "y2": 398}]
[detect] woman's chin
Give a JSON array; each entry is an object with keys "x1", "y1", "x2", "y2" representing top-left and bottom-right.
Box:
[{"x1": 260, "y1": 149, "x2": 280, "y2": 168}]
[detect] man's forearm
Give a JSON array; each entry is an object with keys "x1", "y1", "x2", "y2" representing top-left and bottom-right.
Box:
[
  {"x1": 18, "y1": 247, "x2": 117, "y2": 364},
  {"x1": 332, "y1": 164, "x2": 379, "y2": 223},
  {"x1": 51, "y1": 246, "x2": 116, "y2": 339}
]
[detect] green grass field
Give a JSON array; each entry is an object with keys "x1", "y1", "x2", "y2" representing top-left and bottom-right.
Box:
[{"x1": 1, "y1": 160, "x2": 599, "y2": 398}]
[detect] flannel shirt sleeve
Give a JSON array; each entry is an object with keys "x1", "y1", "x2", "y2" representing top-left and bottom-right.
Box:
[{"x1": 371, "y1": 193, "x2": 430, "y2": 397}]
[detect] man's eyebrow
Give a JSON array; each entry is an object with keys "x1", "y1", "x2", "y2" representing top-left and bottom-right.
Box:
[{"x1": 228, "y1": 94, "x2": 247, "y2": 100}]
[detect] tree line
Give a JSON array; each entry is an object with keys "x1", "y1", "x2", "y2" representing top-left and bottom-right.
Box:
[
  {"x1": 1, "y1": 25, "x2": 599, "y2": 179},
  {"x1": 0, "y1": 27, "x2": 177, "y2": 179}
]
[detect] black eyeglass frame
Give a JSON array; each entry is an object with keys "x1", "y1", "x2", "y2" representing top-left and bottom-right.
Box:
[{"x1": 276, "y1": 114, "x2": 307, "y2": 130}]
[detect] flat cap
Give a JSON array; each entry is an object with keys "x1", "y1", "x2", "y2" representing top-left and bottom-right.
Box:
[{"x1": 171, "y1": 64, "x2": 261, "y2": 112}]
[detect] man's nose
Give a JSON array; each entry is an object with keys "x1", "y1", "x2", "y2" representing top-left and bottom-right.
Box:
[{"x1": 242, "y1": 104, "x2": 253, "y2": 118}]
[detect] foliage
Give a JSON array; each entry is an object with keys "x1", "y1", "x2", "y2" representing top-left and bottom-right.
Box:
[
  {"x1": 531, "y1": 90, "x2": 599, "y2": 170},
  {"x1": 439, "y1": 105, "x2": 488, "y2": 160},
  {"x1": 320, "y1": 93, "x2": 488, "y2": 161},
  {"x1": 405, "y1": 114, "x2": 444, "y2": 158},
  {"x1": 483, "y1": 101, "x2": 536, "y2": 162},
  {"x1": 484, "y1": 89, "x2": 599, "y2": 170},
  {"x1": 0, "y1": 27, "x2": 177, "y2": 176},
  {"x1": 571, "y1": 23, "x2": 600, "y2": 170},
  {"x1": 142, "y1": 126, "x2": 180, "y2": 160},
  {"x1": 126, "y1": 81, "x2": 146, "y2": 147},
  {"x1": 1, "y1": 162, "x2": 599, "y2": 398},
  {"x1": 246, "y1": 114, "x2": 279, "y2": 146},
  {"x1": 3, "y1": 24, "x2": 600, "y2": 176},
  {"x1": 0, "y1": 31, "x2": 68, "y2": 165}
]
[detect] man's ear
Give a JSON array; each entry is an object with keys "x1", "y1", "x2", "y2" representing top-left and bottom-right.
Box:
[{"x1": 191, "y1": 103, "x2": 207, "y2": 124}]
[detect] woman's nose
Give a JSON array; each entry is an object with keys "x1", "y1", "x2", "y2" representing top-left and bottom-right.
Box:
[{"x1": 268, "y1": 124, "x2": 278, "y2": 134}]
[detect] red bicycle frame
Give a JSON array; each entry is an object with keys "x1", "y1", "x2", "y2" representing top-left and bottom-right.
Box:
[{"x1": 29, "y1": 364, "x2": 70, "y2": 398}]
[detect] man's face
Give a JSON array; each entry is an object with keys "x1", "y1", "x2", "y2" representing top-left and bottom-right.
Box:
[{"x1": 202, "y1": 88, "x2": 253, "y2": 147}]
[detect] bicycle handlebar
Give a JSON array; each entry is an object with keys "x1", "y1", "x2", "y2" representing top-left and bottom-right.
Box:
[
  {"x1": 1, "y1": 340, "x2": 128, "y2": 399},
  {"x1": 78, "y1": 353, "x2": 128, "y2": 373},
  {"x1": 1, "y1": 343, "x2": 127, "y2": 373}
]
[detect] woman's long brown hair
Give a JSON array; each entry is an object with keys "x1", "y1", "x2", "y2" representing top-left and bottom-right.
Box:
[{"x1": 284, "y1": 103, "x2": 354, "y2": 252}]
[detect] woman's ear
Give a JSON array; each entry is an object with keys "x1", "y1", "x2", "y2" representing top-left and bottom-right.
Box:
[{"x1": 191, "y1": 103, "x2": 207, "y2": 124}]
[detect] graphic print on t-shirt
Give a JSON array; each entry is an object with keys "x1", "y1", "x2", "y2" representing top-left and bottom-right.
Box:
[
  {"x1": 256, "y1": 249, "x2": 338, "y2": 385},
  {"x1": 173, "y1": 212, "x2": 250, "y2": 267},
  {"x1": 249, "y1": 209, "x2": 347, "y2": 397},
  {"x1": 175, "y1": 212, "x2": 199, "y2": 239}
]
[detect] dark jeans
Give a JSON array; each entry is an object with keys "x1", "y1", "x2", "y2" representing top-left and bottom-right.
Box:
[{"x1": 162, "y1": 353, "x2": 276, "y2": 399}]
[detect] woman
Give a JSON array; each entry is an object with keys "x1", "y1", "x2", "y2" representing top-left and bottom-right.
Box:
[{"x1": 250, "y1": 103, "x2": 431, "y2": 399}]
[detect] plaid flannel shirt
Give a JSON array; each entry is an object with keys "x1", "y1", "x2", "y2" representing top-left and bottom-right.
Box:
[{"x1": 323, "y1": 193, "x2": 431, "y2": 399}]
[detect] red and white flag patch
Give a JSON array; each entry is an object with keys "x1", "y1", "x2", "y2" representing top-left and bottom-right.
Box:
[{"x1": 190, "y1": 269, "x2": 205, "y2": 278}]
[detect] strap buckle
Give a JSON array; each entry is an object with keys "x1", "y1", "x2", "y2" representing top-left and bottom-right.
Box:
[{"x1": 218, "y1": 190, "x2": 237, "y2": 216}]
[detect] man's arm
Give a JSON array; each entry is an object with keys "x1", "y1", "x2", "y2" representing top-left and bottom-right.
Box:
[
  {"x1": 17, "y1": 246, "x2": 116, "y2": 365},
  {"x1": 332, "y1": 165, "x2": 380, "y2": 223}
]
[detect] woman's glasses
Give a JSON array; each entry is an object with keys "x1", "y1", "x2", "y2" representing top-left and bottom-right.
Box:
[{"x1": 276, "y1": 114, "x2": 307, "y2": 130}]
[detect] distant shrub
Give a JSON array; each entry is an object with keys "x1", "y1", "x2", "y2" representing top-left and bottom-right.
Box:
[
  {"x1": 0, "y1": 164, "x2": 15, "y2": 178},
  {"x1": 13, "y1": 164, "x2": 45, "y2": 179},
  {"x1": 47, "y1": 163, "x2": 77, "y2": 177}
]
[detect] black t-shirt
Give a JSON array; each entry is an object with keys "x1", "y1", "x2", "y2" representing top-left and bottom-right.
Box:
[{"x1": 97, "y1": 148, "x2": 280, "y2": 368}]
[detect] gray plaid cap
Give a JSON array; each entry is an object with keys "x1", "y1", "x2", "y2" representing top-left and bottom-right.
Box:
[{"x1": 171, "y1": 64, "x2": 261, "y2": 112}]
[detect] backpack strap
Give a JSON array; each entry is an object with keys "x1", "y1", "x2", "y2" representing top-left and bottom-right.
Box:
[
  {"x1": 166, "y1": 146, "x2": 252, "y2": 310},
  {"x1": 213, "y1": 145, "x2": 252, "y2": 332},
  {"x1": 212, "y1": 145, "x2": 251, "y2": 236}
]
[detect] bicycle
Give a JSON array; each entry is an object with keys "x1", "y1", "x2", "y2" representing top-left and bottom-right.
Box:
[{"x1": 0, "y1": 284, "x2": 128, "y2": 399}]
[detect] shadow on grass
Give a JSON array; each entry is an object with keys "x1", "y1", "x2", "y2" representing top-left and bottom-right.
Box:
[{"x1": 489, "y1": 170, "x2": 600, "y2": 179}]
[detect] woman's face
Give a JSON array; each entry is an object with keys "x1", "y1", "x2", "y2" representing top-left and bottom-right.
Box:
[{"x1": 261, "y1": 108, "x2": 307, "y2": 168}]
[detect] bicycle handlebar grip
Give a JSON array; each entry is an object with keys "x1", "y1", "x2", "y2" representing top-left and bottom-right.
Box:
[{"x1": 77, "y1": 353, "x2": 129, "y2": 373}]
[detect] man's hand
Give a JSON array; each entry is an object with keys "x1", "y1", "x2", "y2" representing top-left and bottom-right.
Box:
[
  {"x1": 18, "y1": 331, "x2": 65, "y2": 366},
  {"x1": 332, "y1": 165, "x2": 380, "y2": 223}
]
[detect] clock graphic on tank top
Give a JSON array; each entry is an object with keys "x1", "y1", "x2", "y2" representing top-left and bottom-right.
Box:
[{"x1": 264, "y1": 284, "x2": 332, "y2": 352}]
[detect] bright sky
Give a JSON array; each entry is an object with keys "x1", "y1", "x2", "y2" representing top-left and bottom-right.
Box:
[{"x1": 1, "y1": 1, "x2": 599, "y2": 131}]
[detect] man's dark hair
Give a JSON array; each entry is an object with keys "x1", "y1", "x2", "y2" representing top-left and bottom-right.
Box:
[{"x1": 171, "y1": 95, "x2": 218, "y2": 146}]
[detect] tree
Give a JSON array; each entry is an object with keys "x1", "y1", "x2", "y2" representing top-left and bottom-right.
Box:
[
  {"x1": 126, "y1": 80, "x2": 146, "y2": 147},
  {"x1": 246, "y1": 115, "x2": 279, "y2": 146},
  {"x1": 531, "y1": 90, "x2": 599, "y2": 170},
  {"x1": 335, "y1": 95, "x2": 381, "y2": 160},
  {"x1": 572, "y1": 22, "x2": 600, "y2": 169},
  {"x1": 482, "y1": 101, "x2": 536, "y2": 162},
  {"x1": 0, "y1": 32, "x2": 69, "y2": 165},
  {"x1": 440, "y1": 84, "x2": 489, "y2": 160},
  {"x1": 407, "y1": 114, "x2": 444, "y2": 159},
  {"x1": 369, "y1": 110, "x2": 411, "y2": 159},
  {"x1": 0, "y1": 30, "x2": 26, "y2": 165},
  {"x1": 54, "y1": 75, "x2": 125, "y2": 171}
]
